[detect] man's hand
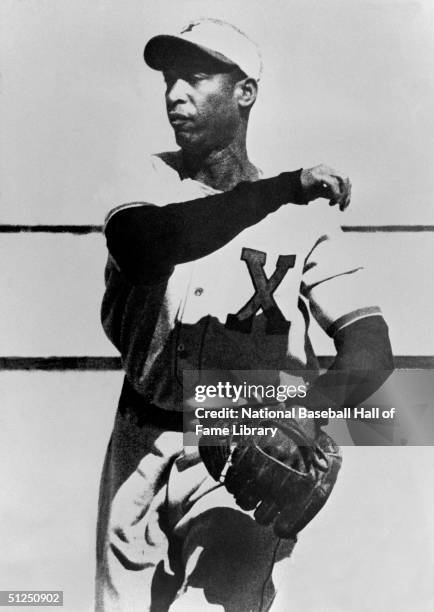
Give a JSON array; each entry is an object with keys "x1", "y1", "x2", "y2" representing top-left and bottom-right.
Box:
[{"x1": 300, "y1": 164, "x2": 352, "y2": 211}]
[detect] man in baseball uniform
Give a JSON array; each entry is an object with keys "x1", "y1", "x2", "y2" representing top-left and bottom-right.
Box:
[{"x1": 96, "y1": 18, "x2": 393, "y2": 611}]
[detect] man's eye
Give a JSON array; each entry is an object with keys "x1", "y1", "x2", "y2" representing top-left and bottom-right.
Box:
[
  {"x1": 163, "y1": 72, "x2": 208, "y2": 89},
  {"x1": 189, "y1": 73, "x2": 208, "y2": 83}
]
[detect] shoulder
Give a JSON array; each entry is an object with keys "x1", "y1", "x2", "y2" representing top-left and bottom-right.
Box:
[
  {"x1": 103, "y1": 150, "x2": 218, "y2": 225},
  {"x1": 146, "y1": 150, "x2": 185, "y2": 190},
  {"x1": 103, "y1": 151, "x2": 183, "y2": 224}
]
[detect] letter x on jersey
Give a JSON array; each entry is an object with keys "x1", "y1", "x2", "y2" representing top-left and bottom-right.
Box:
[{"x1": 225, "y1": 248, "x2": 296, "y2": 334}]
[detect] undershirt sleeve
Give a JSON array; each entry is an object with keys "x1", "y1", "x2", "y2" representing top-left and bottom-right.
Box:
[{"x1": 305, "y1": 315, "x2": 394, "y2": 428}]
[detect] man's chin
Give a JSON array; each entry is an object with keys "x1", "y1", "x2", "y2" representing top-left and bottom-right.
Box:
[
  {"x1": 173, "y1": 130, "x2": 213, "y2": 157},
  {"x1": 174, "y1": 131, "x2": 195, "y2": 150}
]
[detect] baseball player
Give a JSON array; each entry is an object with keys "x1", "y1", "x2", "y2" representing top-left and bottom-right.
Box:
[{"x1": 96, "y1": 18, "x2": 394, "y2": 611}]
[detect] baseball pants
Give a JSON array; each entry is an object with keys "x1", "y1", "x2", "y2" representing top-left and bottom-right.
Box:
[{"x1": 95, "y1": 406, "x2": 296, "y2": 612}]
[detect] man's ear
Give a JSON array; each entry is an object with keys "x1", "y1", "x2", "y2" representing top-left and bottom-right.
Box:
[{"x1": 236, "y1": 77, "x2": 258, "y2": 109}]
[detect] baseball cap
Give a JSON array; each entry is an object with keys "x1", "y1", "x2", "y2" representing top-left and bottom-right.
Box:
[{"x1": 144, "y1": 18, "x2": 262, "y2": 81}]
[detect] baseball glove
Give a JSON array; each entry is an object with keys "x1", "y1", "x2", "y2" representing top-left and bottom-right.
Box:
[{"x1": 199, "y1": 416, "x2": 342, "y2": 539}]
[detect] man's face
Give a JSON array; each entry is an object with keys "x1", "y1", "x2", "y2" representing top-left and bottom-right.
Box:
[{"x1": 163, "y1": 56, "x2": 241, "y2": 154}]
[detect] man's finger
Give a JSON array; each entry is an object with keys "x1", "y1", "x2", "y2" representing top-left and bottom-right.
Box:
[
  {"x1": 322, "y1": 175, "x2": 341, "y2": 206},
  {"x1": 339, "y1": 177, "x2": 351, "y2": 211},
  {"x1": 329, "y1": 174, "x2": 351, "y2": 211},
  {"x1": 330, "y1": 175, "x2": 343, "y2": 197}
]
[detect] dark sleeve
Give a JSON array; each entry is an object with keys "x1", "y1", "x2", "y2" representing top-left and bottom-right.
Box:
[
  {"x1": 305, "y1": 315, "x2": 394, "y2": 427},
  {"x1": 105, "y1": 170, "x2": 305, "y2": 283}
]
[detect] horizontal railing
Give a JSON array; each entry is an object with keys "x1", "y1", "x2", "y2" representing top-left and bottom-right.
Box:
[
  {"x1": 0, "y1": 224, "x2": 433, "y2": 234},
  {"x1": 0, "y1": 356, "x2": 432, "y2": 371}
]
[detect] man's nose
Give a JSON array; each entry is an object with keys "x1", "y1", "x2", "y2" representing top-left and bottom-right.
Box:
[{"x1": 166, "y1": 78, "x2": 189, "y2": 106}]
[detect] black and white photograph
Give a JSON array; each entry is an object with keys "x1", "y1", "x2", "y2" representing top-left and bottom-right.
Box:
[{"x1": 1, "y1": 1, "x2": 433, "y2": 611}]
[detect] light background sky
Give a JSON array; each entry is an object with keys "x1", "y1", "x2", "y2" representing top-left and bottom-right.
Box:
[{"x1": 1, "y1": 0, "x2": 433, "y2": 224}]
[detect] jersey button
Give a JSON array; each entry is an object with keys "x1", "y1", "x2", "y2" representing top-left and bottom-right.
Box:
[
  {"x1": 194, "y1": 287, "x2": 204, "y2": 296},
  {"x1": 177, "y1": 343, "x2": 188, "y2": 358}
]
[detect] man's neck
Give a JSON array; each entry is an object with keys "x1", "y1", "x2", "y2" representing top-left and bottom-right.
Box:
[{"x1": 181, "y1": 141, "x2": 259, "y2": 192}]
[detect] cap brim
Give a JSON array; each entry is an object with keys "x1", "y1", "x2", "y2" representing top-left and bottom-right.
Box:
[{"x1": 144, "y1": 35, "x2": 238, "y2": 72}]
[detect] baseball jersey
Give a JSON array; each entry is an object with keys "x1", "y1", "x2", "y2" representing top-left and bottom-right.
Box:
[{"x1": 101, "y1": 151, "x2": 381, "y2": 411}]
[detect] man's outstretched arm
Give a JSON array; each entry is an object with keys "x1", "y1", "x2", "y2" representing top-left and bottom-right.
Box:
[{"x1": 104, "y1": 165, "x2": 351, "y2": 283}]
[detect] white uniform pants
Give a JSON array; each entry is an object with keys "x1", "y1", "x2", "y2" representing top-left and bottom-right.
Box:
[{"x1": 95, "y1": 409, "x2": 296, "y2": 611}]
